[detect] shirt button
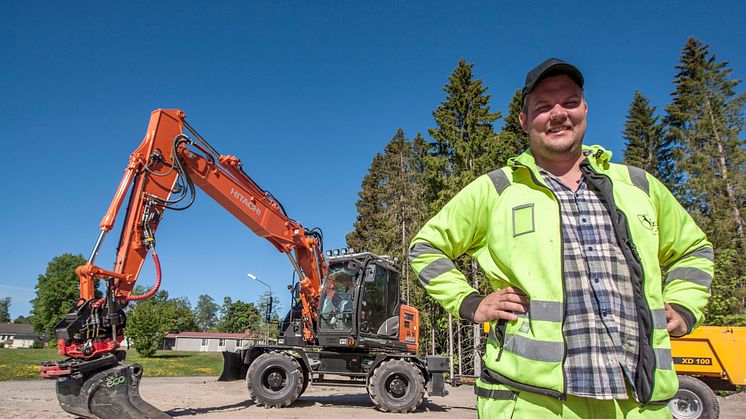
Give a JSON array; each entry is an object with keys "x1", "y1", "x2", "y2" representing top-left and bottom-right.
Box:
[
  {"x1": 602, "y1": 310, "x2": 609, "y2": 316},
  {"x1": 594, "y1": 277, "x2": 600, "y2": 283},
  {"x1": 582, "y1": 218, "x2": 587, "y2": 223},
  {"x1": 587, "y1": 246, "x2": 593, "y2": 251}
]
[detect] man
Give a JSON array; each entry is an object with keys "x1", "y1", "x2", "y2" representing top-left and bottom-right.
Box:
[
  {"x1": 321, "y1": 279, "x2": 341, "y2": 314},
  {"x1": 408, "y1": 58, "x2": 712, "y2": 418}
]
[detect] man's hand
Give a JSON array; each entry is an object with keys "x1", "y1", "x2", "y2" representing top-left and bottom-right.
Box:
[
  {"x1": 665, "y1": 303, "x2": 688, "y2": 337},
  {"x1": 473, "y1": 287, "x2": 529, "y2": 324}
]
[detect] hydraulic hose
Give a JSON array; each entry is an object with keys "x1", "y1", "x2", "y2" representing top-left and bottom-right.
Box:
[
  {"x1": 91, "y1": 249, "x2": 162, "y2": 307},
  {"x1": 126, "y1": 249, "x2": 162, "y2": 301}
]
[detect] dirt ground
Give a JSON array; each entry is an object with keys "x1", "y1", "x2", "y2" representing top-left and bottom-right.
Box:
[{"x1": 0, "y1": 376, "x2": 743, "y2": 418}]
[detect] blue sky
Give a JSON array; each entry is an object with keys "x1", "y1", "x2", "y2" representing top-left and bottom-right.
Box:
[{"x1": 2, "y1": 1, "x2": 744, "y2": 320}]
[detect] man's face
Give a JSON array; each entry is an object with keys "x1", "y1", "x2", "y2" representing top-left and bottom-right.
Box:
[
  {"x1": 519, "y1": 75, "x2": 588, "y2": 162},
  {"x1": 326, "y1": 283, "x2": 336, "y2": 298}
]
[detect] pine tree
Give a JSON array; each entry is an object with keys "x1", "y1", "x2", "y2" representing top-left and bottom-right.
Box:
[
  {"x1": 665, "y1": 37, "x2": 746, "y2": 324},
  {"x1": 622, "y1": 91, "x2": 678, "y2": 188}
]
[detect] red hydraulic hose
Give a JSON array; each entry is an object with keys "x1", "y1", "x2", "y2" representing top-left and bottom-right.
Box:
[
  {"x1": 92, "y1": 248, "x2": 163, "y2": 307},
  {"x1": 126, "y1": 248, "x2": 162, "y2": 301}
]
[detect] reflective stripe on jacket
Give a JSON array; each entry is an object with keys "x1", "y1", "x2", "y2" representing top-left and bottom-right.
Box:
[{"x1": 408, "y1": 145, "x2": 713, "y2": 403}]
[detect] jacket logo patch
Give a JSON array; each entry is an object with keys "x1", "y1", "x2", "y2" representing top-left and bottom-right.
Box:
[
  {"x1": 512, "y1": 204, "x2": 535, "y2": 237},
  {"x1": 637, "y1": 214, "x2": 658, "y2": 235}
]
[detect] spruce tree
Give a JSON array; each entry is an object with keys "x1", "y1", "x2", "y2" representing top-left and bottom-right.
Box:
[
  {"x1": 427, "y1": 59, "x2": 501, "y2": 209},
  {"x1": 346, "y1": 152, "x2": 387, "y2": 254},
  {"x1": 665, "y1": 37, "x2": 746, "y2": 324},
  {"x1": 495, "y1": 89, "x2": 529, "y2": 167},
  {"x1": 347, "y1": 129, "x2": 431, "y2": 298},
  {"x1": 622, "y1": 91, "x2": 677, "y2": 187},
  {"x1": 347, "y1": 129, "x2": 438, "y2": 351},
  {"x1": 380, "y1": 130, "x2": 425, "y2": 303}
]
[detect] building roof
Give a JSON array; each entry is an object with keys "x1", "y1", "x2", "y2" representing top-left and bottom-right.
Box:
[
  {"x1": 165, "y1": 331, "x2": 264, "y2": 339},
  {"x1": 0, "y1": 322, "x2": 41, "y2": 339}
]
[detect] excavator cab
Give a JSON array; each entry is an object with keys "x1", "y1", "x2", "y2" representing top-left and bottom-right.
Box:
[
  {"x1": 313, "y1": 252, "x2": 417, "y2": 353},
  {"x1": 317, "y1": 263, "x2": 358, "y2": 333}
]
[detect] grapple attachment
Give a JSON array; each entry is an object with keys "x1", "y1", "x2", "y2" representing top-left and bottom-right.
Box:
[{"x1": 42, "y1": 354, "x2": 169, "y2": 418}]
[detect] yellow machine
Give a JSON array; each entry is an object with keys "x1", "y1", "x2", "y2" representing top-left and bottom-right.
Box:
[{"x1": 669, "y1": 326, "x2": 746, "y2": 419}]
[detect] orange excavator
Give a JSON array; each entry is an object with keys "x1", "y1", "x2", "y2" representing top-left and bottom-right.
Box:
[{"x1": 41, "y1": 110, "x2": 448, "y2": 418}]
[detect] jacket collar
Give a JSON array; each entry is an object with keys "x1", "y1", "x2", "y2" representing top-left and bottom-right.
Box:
[{"x1": 508, "y1": 144, "x2": 612, "y2": 172}]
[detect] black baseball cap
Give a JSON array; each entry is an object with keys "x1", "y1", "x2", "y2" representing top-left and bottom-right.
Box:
[{"x1": 521, "y1": 58, "x2": 584, "y2": 108}]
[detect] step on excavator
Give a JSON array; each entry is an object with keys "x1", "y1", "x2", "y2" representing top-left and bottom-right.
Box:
[{"x1": 41, "y1": 109, "x2": 448, "y2": 418}]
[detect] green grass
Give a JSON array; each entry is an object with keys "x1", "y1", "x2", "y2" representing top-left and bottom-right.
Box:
[{"x1": 0, "y1": 348, "x2": 224, "y2": 381}]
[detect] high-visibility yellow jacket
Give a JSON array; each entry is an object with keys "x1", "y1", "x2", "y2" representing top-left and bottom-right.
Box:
[{"x1": 408, "y1": 145, "x2": 713, "y2": 403}]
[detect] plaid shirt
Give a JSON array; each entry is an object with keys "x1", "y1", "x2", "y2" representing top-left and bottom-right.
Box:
[{"x1": 540, "y1": 166, "x2": 641, "y2": 400}]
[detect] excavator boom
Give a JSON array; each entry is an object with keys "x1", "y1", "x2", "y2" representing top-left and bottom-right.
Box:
[{"x1": 42, "y1": 110, "x2": 326, "y2": 417}]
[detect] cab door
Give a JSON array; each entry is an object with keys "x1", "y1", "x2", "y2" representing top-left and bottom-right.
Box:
[{"x1": 359, "y1": 264, "x2": 400, "y2": 338}]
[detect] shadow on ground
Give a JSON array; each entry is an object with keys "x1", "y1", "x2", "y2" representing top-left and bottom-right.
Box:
[
  {"x1": 164, "y1": 393, "x2": 469, "y2": 416},
  {"x1": 293, "y1": 393, "x2": 468, "y2": 413},
  {"x1": 166, "y1": 400, "x2": 253, "y2": 416}
]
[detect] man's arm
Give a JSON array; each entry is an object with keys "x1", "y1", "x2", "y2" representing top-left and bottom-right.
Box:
[
  {"x1": 650, "y1": 174, "x2": 713, "y2": 336},
  {"x1": 408, "y1": 173, "x2": 527, "y2": 323}
]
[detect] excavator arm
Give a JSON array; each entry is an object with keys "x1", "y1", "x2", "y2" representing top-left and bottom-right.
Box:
[{"x1": 41, "y1": 109, "x2": 326, "y2": 418}]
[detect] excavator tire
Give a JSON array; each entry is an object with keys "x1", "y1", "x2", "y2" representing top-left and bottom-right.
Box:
[
  {"x1": 246, "y1": 351, "x2": 303, "y2": 408},
  {"x1": 368, "y1": 359, "x2": 425, "y2": 413},
  {"x1": 300, "y1": 367, "x2": 310, "y2": 396},
  {"x1": 56, "y1": 362, "x2": 169, "y2": 418}
]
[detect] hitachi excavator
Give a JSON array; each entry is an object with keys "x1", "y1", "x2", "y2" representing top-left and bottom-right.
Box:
[{"x1": 41, "y1": 109, "x2": 448, "y2": 418}]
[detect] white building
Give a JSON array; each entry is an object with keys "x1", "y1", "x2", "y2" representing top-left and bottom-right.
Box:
[
  {"x1": 163, "y1": 331, "x2": 265, "y2": 352},
  {"x1": 0, "y1": 323, "x2": 43, "y2": 349}
]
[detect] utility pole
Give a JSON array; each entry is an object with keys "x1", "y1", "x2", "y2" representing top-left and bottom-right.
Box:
[
  {"x1": 448, "y1": 313, "x2": 454, "y2": 385},
  {"x1": 472, "y1": 261, "x2": 482, "y2": 376},
  {"x1": 247, "y1": 273, "x2": 271, "y2": 345}
]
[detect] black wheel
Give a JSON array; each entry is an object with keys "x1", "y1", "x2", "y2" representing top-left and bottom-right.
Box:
[
  {"x1": 368, "y1": 359, "x2": 425, "y2": 413},
  {"x1": 300, "y1": 368, "x2": 310, "y2": 396},
  {"x1": 246, "y1": 352, "x2": 303, "y2": 408},
  {"x1": 669, "y1": 375, "x2": 719, "y2": 419}
]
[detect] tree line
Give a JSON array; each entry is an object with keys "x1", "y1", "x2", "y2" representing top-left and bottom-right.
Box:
[
  {"x1": 346, "y1": 37, "x2": 745, "y2": 373},
  {"x1": 2, "y1": 253, "x2": 280, "y2": 357}
]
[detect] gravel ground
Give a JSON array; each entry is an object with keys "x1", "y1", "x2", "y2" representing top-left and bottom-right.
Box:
[
  {"x1": 0, "y1": 376, "x2": 474, "y2": 418},
  {"x1": 0, "y1": 376, "x2": 742, "y2": 418}
]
